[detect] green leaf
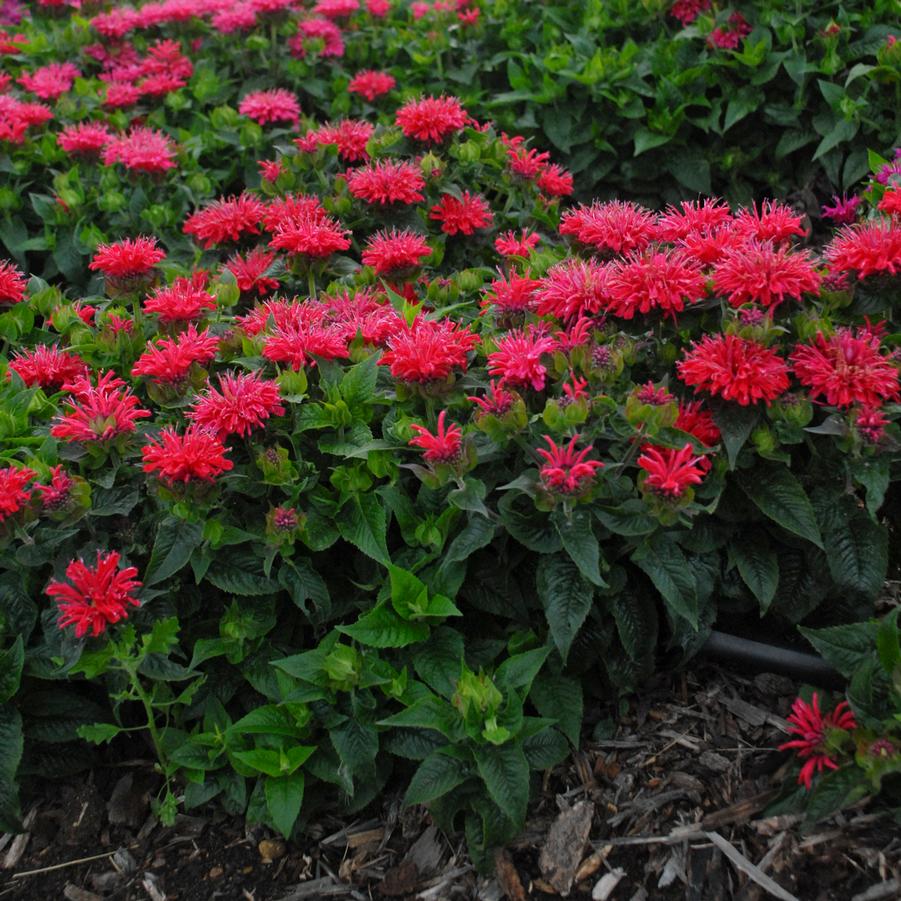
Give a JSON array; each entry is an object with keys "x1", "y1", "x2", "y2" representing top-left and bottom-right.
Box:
[
  {"x1": 389, "y1": 565, "x2": 430, "y2": 619},
  {"x1": 413, "y1": 628, "x2": 464, "y2": 698},
  {"x1": 339, "y1": 354, "x2": 378, "y2": 411},
  {"x1": 594, "y1": 500, "x2": 656, "y2": 536},
  {"x1": 812, "y1": 119, "x2": 858, "y2": 161},
  {"x1": 666, "y1": 149, "x2": 711, "y2": 194},
  {"x1": 231, "y1": 705, "x2": 309, "y2": 738},
  {"x1": 331, "y1": 720, "x2": 379, "y2": 775},
  {"x1": 336, "y1": 494, "x2": 390, "y2": 565},
  {"x1": 77, "y1": 723, "x2": 123, "y2": 745},
  {"x1": 536, "y1": 555, "x2": 594, "y2": 662},
  {"x1": 405, "y1": 750, "x2": 471, "y2": 805},
  {"x1": 494, "y1": 646, "x2": 550, "y2": 694},
  {"x1": 206, "y1": 551, "x2": 280, "y2": 596},
  {"x1": 731, "y1": 535, "x2": 779, "y2": 611},
  {"x1": 610, "y1": 591, "x2": 658, "y2": 662},
  {"x1": 0, "y1": 705, "x2": 23, "y2": 832},
  {"x1": 231, "y1": 745, "x2": 315, "y2": 779},
  {"x1": 441, "y1": 516, "x2": 496, "y2": 568},
  {"x1": 555, "y1": 508, "x2": 607, "y2": 587},
  {"x1": 522, "y1": 726, "x2": 569, "y2": 770},
  {"x1": 799, "y1": 622, "x2": 878, "y2": 678},
  {"x1": 713, "y1": 405, "x2": 759, "y2": 469},
  {"x1": 723, "y1": 88, "x2": 759, "y2": 132},
  {"x1": 499, "y1": 495, "x2": 561, "y2": 552},
  {"x1": 805, "y1": 767, "x2": 869, "y2": 822},
  {"x1": 819, "y1": 498, "x2": 887, "y2": 601},
  {"x1": 278, "y1": 559, "x2": 331, "y2": 620},
  {"x1": 447, "y1": 478, "x2": 490, "y2": 517},
  {"x1": 265, "y1": 772, "x2": 304, "y2": 839},
  {"x1": 631, "y1": 532, "x2": 698, "y2": 629},
  {"x1": 742, "y1": 469, "x2": 823, "y2": 548},
  {"x1": 529, "y1": 675, "x2": 582, "y2": 746},
  {"x1": 338, "y1": 605, "x2": 429, "y2": 648},
  {"x1": 0, "y1": 637, "x2": 23, "y2": 703},
  {"x1": 633, "y1": 127, "x2": 670, "y2": 156},
  {"x1": 473, "y1": 743, "x2": 529, "y2": 829},
  {"x1": 876, "y1": 611, "x2": 901, "y2": 675},
  {"x1": 142, "y1": 618, "x2": 180, "y2": 656},
  {"x1": 146, "y1": 518, "x2": 204, "y2": 586}
]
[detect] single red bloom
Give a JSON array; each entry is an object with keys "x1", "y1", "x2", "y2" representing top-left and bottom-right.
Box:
[
  {"x1": 263, "y1": 194, "x2": 327, "y2": 232},
  {"x1": 537, "y1": 434, "x2": 604, "y2": 494},
  {"x1": 183, "y1": 193, "x2": 266, "y2": 248},
  {"x1": 678, "y1": 334, "x2": 790, "y2": 406},
  {"x1": 825, "y1": 221, "x2": 901, "y2": 279},
  {"x1": 89, "y1": 236, "x2": 165, "y2": 278},
  {"x1": 734, "y1": 200, "x2": 806, "y2": 244},
  {"x1": 322, "y1": 289, "x2": 403, "y2": 346},
  {"x1": 495, "y1": 229, "x2": 541, "y2": 258},
  {"x1": 429, "y1": 191, "x2": 493, "y2": 236},
  {"x1": 103, "y1": 81, "x2": 141, "y2": 109},
  {"x1": 676, "y1": 226, "x2": 745, "y2": 267},
  {"x1": 821, "y1": 194, "x2": 861, "y2": 225},
  {"x1": 302, "y1": 119, "x2": 375, "y2": 162},
  {"x1": 713, "y1": 241, "x2": 821, "y2": 311},
  {"x1": 534, "y1": 258, "x2": 610, "y2": 322},
  {"x1": 144, "y1": 276, "x2": 217, "y2": 323},
  {"x1": 379, "y1": 317, "x2": 479, "y2": 382},
  {"x1": 779, "y1": 693, "x2": 857, "y2": 789},
  {"x1": 142, "y1": 424, "x2": 234, "y2": 485},
  {"x1": 258, "y1": 159, "x2": 285, "y2": 182},
  {"x1": 345, "y1": 159, "x2": 425, "y2": 205},
  {"x1": 607, "y1": 249, "x2": 706, "y2": 320},
  {"x1": 637, "y1": 443, "x2": 707, "y2": 497},
  {"x1": 8, "y1": 344, "x2": 88, "y2": 389},
  {"x1": 878, "y1": 187, "x2": 901, "y2": 218},
  {"x1": 409, "y1": 410, "x2": 463, "y2": 462},
  {"x1": 536, "y1": 164, "x2": 574, "y2": 198},
  {"x1": 560, "y1": 200, "x2": 657, "y2": 255},
  {"x1": 366, "y1": 0, "x2": 391, "y2": 15},
  {"x1": 395, "y1": 95, "x2": 468, "y2": 142},
  {"x1": 656, "y1": 198, "x2": 731, "y2": 241},
  {"x1": 480, "y1": 270, "x2": 540, "y2": 315},
  {"x1": 675, "y1": 401, "x2": 721, "y2": 446},
  {"x1": 0, "y1": 95, "x2": 52, "y2": 144},
  {"x1": 132, "y1": 324, "x2": 220, "y2": 384},
  {"x1": 856, "y1": 407, "x2": 889, "y2": 443},
  {"x1": 487, "y1": 326, "x2": 557, "y2": 391},
  {"x1": 189, "y1": 370, "x2": 285, "y2": 438},
  {"x1": 348, "y1": 69, "x2": 396, "y2": 101},
  {"x1": 57, "y1": 121, "x2": 114, "y2": 155},
  {"x1": 211, "y1": 6, "x2": 258, "y2": 32},
  {"x1": 313, "y1": 0, "x2": 358, "y2": 19},
  {"x1": 34, "y1": 465, "x2": 75, "y2": 511},
  {"x1": 289, "y1": 17, "x2": 345, "y2": 58},
  {"x1": 51, "y1": 371, "x2": 151, "y2": 443},
  {"x1": 468, "y1": 380, "x2": 516, "y2": 417},
  {"x1": 262, "y1": 321, "x2": 350, "y2": 370},
  {"x1": 791, "y1": 327, "x2": 900, "y2": 409},
  {"x1": 362, "y1": 228, "x2": 431, "y2": 275},
  {"x1": 0, "y1": 258, "x2": 27, "y2": 305},
  {"x1": 272, "y1": 506, "x2": 300, "y2": 531},
  {"x1": 670, "y1": 0, "x2": 710, "y2": 27},
  {"x1": 225, "y1": 248, "x2": 280, "y2": 296},
  {"x1": 0, "y1": 465, "x2": 36, "y2": 522},
  {"x1": 507, "y1": 145, "x2": 550, "y2": 179},
  {"x1": 635, "y1": 381, "x2": 674, "y2": 406},
  {"x1": 102, "y1": 126, "x2": 176, "y2": 174},
  {"x1": 19, "y1": 62, "x2": 80, "y2": 100},
  {"x1": 46, "y1": 550, "x2": 141, "y2": 638},
  {"x1": 269, "y1": 211, "x2": 351, "y2": 258},
  {"x1": 238, "y1": 89, "x2": 301, "y2": 126}
]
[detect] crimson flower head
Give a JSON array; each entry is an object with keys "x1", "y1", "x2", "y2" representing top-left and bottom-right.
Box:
[
  {"x1": 825, "y1": 221, "x2": 901, "y2": 279},
  {"x1": 675, "y1": 401, "x2": 721, "y2": 446},
  {"x1": 657, "y1": 198, "x2": 730, "y2": 241},
  {"x1": 779, "y1": 693, "x2": 857, "y2": 789},
  {"x1": 468, "y1": 380, "x2": 517, "y2": 417},
  {"x1": 89, "y1": 237, "x2": 165, "y2": 279},
  {"x1": 395, "y1": 95, "x2": 468, "y2": 142},
  {"x1": 57, "y1": 122, "x2": 114, "y2": 156},
  {"x1": 34, "y1": 465, "x2": 74, "y2": 512},
  {"x1": 670, "y1": 0, "x2": 710, "y2": 26},
  {"x1": 272, "y1": 506, "x2": 300, "y2": 531},
  {"x1": 269, "y1": 211, "x2": 351, "y2": 259},
  {"x1": 408, "y1": 410, "x2": 463, "y2": 463},
  {"x1": 348, "y1": 69, "x2": 396, "y2": 101},
  {"x1": 238, "y1": 89, "x2": 301, "y2": 126},
  {"x1": 534, "y1": 258, "x2": 610, "y2": 322},
  {"x1": 225, "y1": 248, "x2": 280, "y2": 296},
  {"x1": 0, "y1": 465, "x2": 36, "y2": 522},
  {"x1": 379, "y1": 317, "x2": 479, "y2": 382},
  {"x1": 635, "y1": 381, "x2": 674, "y2": 406},
  {"x1": 189, "y1": 370, "x2": 285, "y2": 439},
  {"x1": 258, "y1": 159, "x2": 285, "y2": 182},
  {"x1": 46, "y1": 550, "x2": 141, "y2": 638},
  {"x1": 536, "y1": 164, "x2": 574, "y2": 198},
  {"x1": 345, "y1": 159, "x2": 425, "y2": 205},
  {"x1": 429, "y1": 191, "x2": 493, "y2": 236},
  {"x1": 8, "y1": 344, "x2": 88, "y2": 390},
  {"x1": 734, "y1": 200, "x2": 807, "y2": 244},
  {"x1": 481, "y1": 270, "x2": 540, "y2": 315},
  {"x1": 262, "y1": 321, "x2": 350, "y2": 370},
  {"x1": 51, "y1": 371, "x2": 151, "y2": 444},
  {"x1": 488, "y1": 326, "x2": 557, "y2": 391},
  {"x1": 678, "y1": 333, "x2": 790, "y2": 406},
  {"x1": 791, "y1": 327, "x2": 900, "y2": 409},
  {"x1": 362, "y1": 228, "x2": 431, "y2": 275},
  {"x1": 142, "y1": 425, "x2": 233, "y2": 485},
  {"x1": 132, "y1": 324, "x2": 220, "y2": 384},
  {"x1": 144, "y1": 276, "x2": 217, "y2": 323},
  {"x1": 856, "y1": 407, "x2": 889, "y2": 443},
  {"x1": 821, "y1": 194, "x2": 861, "y2": 226},
  {"x1": 19, "y1": 62, "x2": 80, "y2": 100},
  {"x1": 0, "y1": 258, "x2": 27, "y2": 305},
  {"x1": 713, "y1": 241, "x2": 821, "y2": 311},
  {"x1": 637, "y1": 443, "x2": 707, "y2": 498},
  {"x1": 560, "y1": 200, "x2": 657, "y2": 255},
  {"x1": 102, "y1": 126, "x2": 176, "y2": 174},
  {"x1": 878, "y1": 187, "x2": 901, "y2": 218},
  {"x1": 183, "y1": 193, "x2": 266, "y2": 248},
  {"x1": 303, "y1": 120, "x2": 374, "y2": 162},
  {"x1": 607, "y1": 249, "x2": 706, "y2": 320},
  {"x1": 495, "y1": 230, "x2": 541, "y2": 258},
  {"x1": 537, "y1": 434, "x2": 604, "y2": 495},
  {"x1": 289, "y1": 17, "x2": 345, "y2": 58}
]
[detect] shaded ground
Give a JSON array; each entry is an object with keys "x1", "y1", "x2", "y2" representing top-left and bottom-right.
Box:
[{"x1": 2, "y1": 665, "x2": 899, "y2": 901}]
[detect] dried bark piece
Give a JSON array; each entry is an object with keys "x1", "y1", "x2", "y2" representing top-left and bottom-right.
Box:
[
  {"x1": 494, "y1": 848, "x2": 527, "y2": 901},
  {"x1": 538, "y1": 800, "x2": 595, "y2": 896}
]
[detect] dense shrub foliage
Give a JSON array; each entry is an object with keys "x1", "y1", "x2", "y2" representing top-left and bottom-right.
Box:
[{"x1": 0, "y1": 0, "x2": 899, "y2": 864}]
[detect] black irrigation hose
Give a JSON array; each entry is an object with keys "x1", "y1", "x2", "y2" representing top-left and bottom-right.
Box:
[{"x1": 700, "y1": 630, "x2": 845, "y2": 689}]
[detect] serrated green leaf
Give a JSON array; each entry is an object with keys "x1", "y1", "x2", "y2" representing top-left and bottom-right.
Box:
[
  {"x1": 265, "y1": 772, "x2": 304, "y2": 839},
  {"x1": 206, "y1": 552, "x2": 280, "y2": 596},
  {"x1": 799, "y1": 622, "x2": 878, "y2": 678},
  {"x1": 77, "y1": 723, "x2": 122, "y2": 745},
  {"x1": 819, "y1": 498, "x2": 887, "y2": 600},
  {"x1": 336, "y1": 494, "x2": 389, "y2": 564},
  {"x1": 441, "y1": 516, "x2": 496, "y2": 568},
  {"x1": 0, "y1": 637, "x2": 23, "y2": 704},
  {"x1": 632, "y1": 532, "x2": 698, "y2": 629},
  {"x1": 331, "y1": 719, "x2": 378, "y2": 775},
  {"x1": 610, "y1": 591, "x2": 658, "y2": 662},
  {"x1": 405, "y1": 750, "x2": 470, "y2": 805},
  {"x1": 413, "y1": 628, "x2": 464, "y2": 698},
  {"x1": 529, "y1": 674, "x2": 582, "y2": 746},
  {"x1": 338, "y1": 605, "x2": 429, "y2": 648},
  {"x1": 473, "y1": 743, "x2": 529, "y2": 829},
  {"x1": 555, "y1": 508, "x2": 607, "y2": 587},
  {"x1": 146, "y1": 518, "x2": 204, "y2": 586},
  {"x1": 713, "y1": 405, "x2": 759, "y2": 469},
  {"x1": 732, "y1": 535, "x2": 779, "y2": 611},
  {"x1": 743, "y1": 469, "x2": 823, "y2": 548},
  {"x1": 536, "y1": 555, "x2": 594, "y2": 662}
]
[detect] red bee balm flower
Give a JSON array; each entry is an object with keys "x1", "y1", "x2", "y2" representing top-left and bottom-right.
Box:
[
  {"x1": 46, "y1": 551, "x2": 141, "y2": 638},
  {"x1": 362, "y1": 228, "x2": 431, "y2": 275},
  {"x1": 0, "y1": 465, "x2": 36, "y2": 522},
  {"x1": 495, "y1": 230, "x2": 541, "y2": 258},
  {"x1": 380, "y1": 317, "x2": 479, "y2": 382},
  {"x1": 560, "y1": 200, "x2": 657, "y2": 255},
  {"x1": 429, "y1": 192, "x2": 493, "y2": 236},
  {"x1": 395, "y1": 95, "x2": 468, "y2": 142},
  {"x1": 102, "y1": 127, "x2": 176, "y2": 174},
  {"x1": 51, "y1": 372, "x2": 151, "y2": 443},
  {"x1": 189, "y1": 371, "x2": 285, "y2": 438},
  {"x1": 142, "y1": 425, "x2": 234, "y2": 484},
  {"x1": 825, "y1": 222, "x2": 901, "y2": 279},
  {"x1": 534, "y1": 259, "x2": 610, "y2": 322},
  {"x1": 656, "y1": 198, "x2": 731, "y2": 241},
  {"x1": 225, "y1": 248, "x2": 280, "y2": 296},
  {"x1": 713, "y1": 242, "x2": 821, "y2": 311},
  {"x1": 734, "y1": 200, "x2": 806, "y2": 244},
  {"x1": 269, "y1": 212, "x2": 351, "y2": 258},
  {"x1": 57, "y1": 122, "x2": 114, "y2": 155},
  {"x1": 536, "y1": 164, "x2": 574, "y2": 198},
  {"x1": 607, "y1": 250, "x2": 706, "y2": 320},
  {"x1": 675, "y1": 401, "x2": 721, "y2": 446},
  {"x1": 8, "y1": 344, "x2": 88, "y2": 389},
  {"x1": 0, "y1": 258, "x2": 27, "y2": 305},
  {"x1": 132, "y1": 324, "x2": 220, "y2": 384},
  {"x1": 537, "y1": 434, "x2": 604, "y2": 494},
  {"x1": 346, "y1": 159, "x2": 425, "y2": 205},
  {"x1": 348, "y1": 70, "x2": 396, "y2": 101},
  {"x1": 238, "y1": 89, "x2": 301, "y2": 126},
  {"x1": 183, "y1": 193, "x2": 266, "y2": 248},
  {"x1": 34, "y1": 465, "x2": 74, "y2": 511},
  {"x1": 637, "y1": 444, "x2": 708, "y2": 498},
  {"x1": 89, "y1": 237, "x2": 165, "y2": 278},
  {"x1": 678, "y1": 334, "x2": 790, "y2": 406},
  {"x1": 779, "y1": 693, "x2": 857, "y2": 789},
  {"x1": 488, "y1": 327, "x2": 557, "y2": 391},
  {"x1": 409, "y1": 410, "x2": 463, "y2": 462},
  {"x1": 791, "y1": 328, "x2": 900, "y2": 409},
  {"x1": 144, "y1": 277, "x2": 217, "y2": 323}
]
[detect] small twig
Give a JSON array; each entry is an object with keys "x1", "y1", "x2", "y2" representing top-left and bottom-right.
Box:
[{"x1": 12, "y1": 850, "x2": 115, "y2": 879}]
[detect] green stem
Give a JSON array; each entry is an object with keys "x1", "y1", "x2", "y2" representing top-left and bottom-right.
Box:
[
  {"x1": 123, "y1": 663, "x2": 168, "y2": 776},
  {"x1": 307, "y1": 267, "x2": 317, "y2": 301}
]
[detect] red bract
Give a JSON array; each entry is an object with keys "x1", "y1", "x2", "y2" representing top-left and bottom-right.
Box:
[
  {"x1": 289, "y1": 18, "x2": 345, "y2": 58},
  {"x1": 409, "y1": 410, "x2": 463, "y2": 462},
  {"x1": 535, "y1": 164, "x2": 574, "y2": 197},
  {"x1": 534, "y1": 258, "x2": 610, "y2": 322},
  {"x1": 495, "y1": 230, "x2": 541, "y2": 258},
  {"x1": 734, "y1": 200, "x2": 806, "y2": 243},
  {"x1": 675, "y1": 401, "x2": 721, "y2": 446},
  {"x1": 607, "y1": 250, "x2": 706, "y2": 320},
  {"x1": 878, "y1": 187, "x2": 901, "y2": 218},
  {"x1": 18, "y1": 62, "x2": 80, "y2": 99},
  {"x1": 347, "y1": 69, "x2": 396, "y2": 101},
  {"x1": 487, "y1": 326, "x2": 557, "y2": 391},
  {"x1": 189, "y1": 370, "x2": 285, "y2": 438},
  {"x1": 57, "y1": 122, "x2": 113, "y2": 155},
  {"x1": 0, "y1": 465, "x2": 35, "y2": 522},
  {"x1": 712, "y1": 242, "x2": 821, "y2": 311},
  {"x1": 144, "y1": 276, "x2": 217, "y2": 323},
  {"x1": 263, "y1": 321, "x2": 350, "y2": 369},
  {"x1": 825, "y1": 222, "x2": 901, "y2": 279},
  {"x1": 132, "y1": 324, "x2": 220, "y2": 384},
  {"x1": 225, "y1": 248, "x2": 280, "y2": 295},
  {"x1": 51, "y1": 371, "x2": 151, "y2": 444},
  {"x1": 362, "y1": 228, "x2": 431, "y2": 274},
  {"x1": 821, "y1": 194, "x2": 861, "y2": 225},
  {"x1": 8, "y1": 344, "x2": 88, "y2": 389},
  {"x1": 238, "y1": 89, "x2": 300, "y2": 126},
  {"x1": 142, "y1": 425, "x2": 234, "y2": 484},
  {"x1": 656, "y1": 198, "x2": 731, "y2": 241},
  {"x1": 379, "y1": 317, "x2": 479, "y2": 382},
  {"x1": 34, "y1": 465, "x2": 74, "y2": 512},
  {"x1": 345, "y1": 159, "x2": 425, "y2": 205},
  {"x1": 300, "y1": 119, "x2": 374, "y2": 162},
  {"x1": 778, "y1": 693, "x2": 857, "y2": 789},
  {"x1": 45, "y1": 550, "x2": 141, "y2": 638},
  {"x1": 537, "y1": 434, "x2": 603, "y2": 494},
  {"x1": 429, "y1": 191, "x2": 493, "y2": 236},
  {"x1": 0, "y1": 258, "x2": 27, "y2": 304},
  {"x1": 678, "y1": 334, "x2": 790, "y2": 406},
  {"x1": 507, "y1": 145, "x2": 550, "y2": 178},
  {"x1": 89, "y1": 236, "x2": 165, "y2": 278},
  {"x1": 468, "y1": 380, "x2": 516, "y2": 417},
  {"x1": 269, "y1": 211, "x2": 351, "y2": 258},
  {"x1": 102, "y1": 127, "x2": 176, "y2": 173},
  {"x1": 263, "y1": 194, "x2": 327, "y2": 232},
  {"x1": 395, "y1": 95, "x2": 468, "y2": 142},
  {"x1": 0, "y1": 95, "x2": 52, "y2": 143},
  {"x1": 560, "y1": 200, "x2": 657, "y2": 255},
  {"x1": 791, "y1": 328, "x2": 900, "y2": 409},
  {"x1": 637, "y1": 443, "x2": 707, "y2": 497},
  {"x1": 183, "y1": 193, "x2": 266, "y2": 248},
  {"x1": 480, "y1": 270, "x2": 540, "y2": 315}
]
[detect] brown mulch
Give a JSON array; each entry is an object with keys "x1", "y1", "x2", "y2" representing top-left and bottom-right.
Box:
[{"x1": 2, "y1": 665, "x2": 899, "y2": 901}]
